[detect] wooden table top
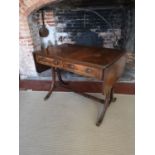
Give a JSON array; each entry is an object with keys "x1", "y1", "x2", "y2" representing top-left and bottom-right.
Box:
[{"x1": 35, "y1": 44, "x2": 126, "y2": 69}]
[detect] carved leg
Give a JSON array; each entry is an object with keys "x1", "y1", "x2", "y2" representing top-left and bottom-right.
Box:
[
  {"x1": 44, "y1": 67, "x2": 56, "y2": 100},
  {"x1": 96, "y1": 90, "x2": 111, "y2": 126},
  {"x1": 56, "y1": 69, "x2": 69, "y2": 85}
]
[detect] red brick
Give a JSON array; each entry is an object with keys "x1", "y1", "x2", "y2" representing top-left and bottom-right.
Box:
[{"x1": 20, "y1": 0, "x2": 57, "y2": 54}]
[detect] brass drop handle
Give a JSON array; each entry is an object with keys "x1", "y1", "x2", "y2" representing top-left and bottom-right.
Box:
[
  {"x1": 68, "y1": 64, "x2": 74, "y2": 69},
  {"x1": 85, "y1": 68, "x2": 92, "y2": 73}
]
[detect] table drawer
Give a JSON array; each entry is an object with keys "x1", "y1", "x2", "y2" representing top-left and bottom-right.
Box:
[
  {"x1": 63, "y1": 62, "x2": 103, "y2": 79},
  {"x1": 36, "y1": 55, "x2": 62, "y2": 68}
]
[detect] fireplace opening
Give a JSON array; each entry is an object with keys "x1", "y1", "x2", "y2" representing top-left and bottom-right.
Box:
[{"x1": 26, "y1": 0, "x2": 134, "y2": 81}]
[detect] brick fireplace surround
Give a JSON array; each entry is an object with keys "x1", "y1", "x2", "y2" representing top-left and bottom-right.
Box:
[
  {"x1": 19, "y1": 0, "x2": 135, "y2": 93},
  {"x1": 19, "y1": 0, "x2": 58, "y2": 78}
]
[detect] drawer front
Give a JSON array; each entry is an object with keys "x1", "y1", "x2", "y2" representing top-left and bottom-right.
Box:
[
  {"x1": 63, "y1": 62, "x2": 103, "y2": 79},
  {"x1": 36, "y1": 55, "x2": 62, "y2": 68}
]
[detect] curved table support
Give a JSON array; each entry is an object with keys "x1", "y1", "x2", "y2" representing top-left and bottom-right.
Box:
[
  {"x1": 56, "y1": 69, "x2": 69, "y2": 85},
  {"x1": 96, "y1": 88, "x2": 113, "y2": 126},
  {"x1": 96, "y1": 87, "x2": 115, "y2": 126},
  {"x1": 44, "y1": 67, "x2": 56, "y2": 100}
]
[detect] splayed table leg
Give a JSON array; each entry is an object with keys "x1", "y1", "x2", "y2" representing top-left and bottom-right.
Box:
[{"x1": 44, "y1": 67, "x2": 56, "y2": 100}]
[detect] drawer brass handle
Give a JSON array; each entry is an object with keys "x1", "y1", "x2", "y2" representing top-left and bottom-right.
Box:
[
  {"x1": 85, "y1": 68, "x2": 92, "y2": 73},
  {"x1": 68, "y1": 64, "x2": 74, "y2": 69}
]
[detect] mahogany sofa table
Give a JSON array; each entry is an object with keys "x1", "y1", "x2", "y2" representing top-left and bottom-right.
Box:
[{"x1": 34, "y1": 43, "x2": 127, "y2": 126}]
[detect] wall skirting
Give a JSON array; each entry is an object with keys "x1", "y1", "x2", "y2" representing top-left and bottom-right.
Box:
[{"x1": 19, "y1": 80, "x2": 135, "y2": 94}]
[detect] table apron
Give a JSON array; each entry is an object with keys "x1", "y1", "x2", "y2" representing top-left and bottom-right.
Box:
[{"x1": 36, "y1": 55, "x2": 103, "y2": 80}]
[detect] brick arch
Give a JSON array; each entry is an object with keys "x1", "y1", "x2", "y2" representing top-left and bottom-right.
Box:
[{"x1": 19, "y1": 0, "x2": 57, "y2": 78}]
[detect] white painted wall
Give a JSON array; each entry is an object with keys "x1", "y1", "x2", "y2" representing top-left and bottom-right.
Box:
[{"x1": 40, "y1": 25, "x2": 70, "y2": 48}]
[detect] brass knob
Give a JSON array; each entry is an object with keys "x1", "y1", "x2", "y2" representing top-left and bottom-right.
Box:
[
  {"x1": 85, "y1": 68, "x2": 92, "y2": 73},
  {"x1": 68, "y1": 64, "x2": 74, "y2": 69}
]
